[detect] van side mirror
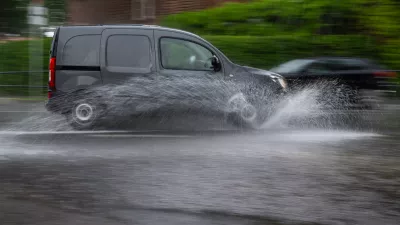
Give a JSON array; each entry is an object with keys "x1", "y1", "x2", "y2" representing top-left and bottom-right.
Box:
[{"x1": 211, "y1": 55, "x2": 221, "y2": 72}]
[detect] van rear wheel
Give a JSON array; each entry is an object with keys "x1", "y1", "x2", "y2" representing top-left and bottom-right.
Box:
[{"x1": 66, "y1": 99, "x2": 100, "y2": 130}]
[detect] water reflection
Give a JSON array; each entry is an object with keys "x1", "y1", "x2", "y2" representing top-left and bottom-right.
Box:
[{"x1": 0, "y1": 128, "x2": 399, "y2": 225}]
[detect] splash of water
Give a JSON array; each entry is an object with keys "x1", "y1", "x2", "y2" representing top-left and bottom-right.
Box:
[
  {"x1": 95, "y1": 73, "x2": 246, "y2": 116},
  {"x1": 262, "y1": 88, "x2": 323, "y2": 129},
  {"x1": 2, "y1": 74, "x2": 359, "y2": 132},
  {"x1": 3, "y1": 73, "x2": 249, "y2": 132},
  {"x1": 5, "y1": 112, "x2": 72, "y2": 132},
  {"x1": 261, "y1": 80, "x2": 359, "y2": 129}
]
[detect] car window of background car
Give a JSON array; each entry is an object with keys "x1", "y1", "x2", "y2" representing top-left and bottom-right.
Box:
[
  {"x1": 361, "y1": 59, "x2": 387, "y2": 70},
  {"x1": 270, "y1": 59, "x2": 314, "y2": 74},
  {"x1": 305, "y1": 62, "x2": 333, "y2": 74},
  {"x1": 160, "y1": 38, "x2": 213, "y2": 71},
  {"x1": 326, "y1": 59, "x2": 372, "y2": 71},
  {"x1": 106, "y1": 35, "x2": 151, "y2": 69}
]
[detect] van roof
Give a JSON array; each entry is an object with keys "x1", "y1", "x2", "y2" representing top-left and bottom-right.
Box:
[
  {"x1": 61, "y1": 24, "x2": 159, "y2": 28},
  {"x1": 58, "y1": 24, "x2": 202, "y2": 39}
]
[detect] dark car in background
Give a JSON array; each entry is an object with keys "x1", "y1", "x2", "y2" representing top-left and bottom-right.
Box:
[{"x1": 270, "y1": 57, "x2": 398, "y2": 109}]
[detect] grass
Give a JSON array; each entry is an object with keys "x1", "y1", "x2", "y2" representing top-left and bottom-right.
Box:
[{"x1": 0, "y1": 38, "x2": 51, "y2": 96}]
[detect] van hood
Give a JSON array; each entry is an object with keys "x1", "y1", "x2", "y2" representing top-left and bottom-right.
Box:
[{"x1": 235, "y1": 65, "x2": 288, "y2": 91}]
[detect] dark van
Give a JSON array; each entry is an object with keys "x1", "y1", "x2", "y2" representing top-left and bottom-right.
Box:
[{"x1": 46, "y1": 25, "x2": 287, "y2": 130}]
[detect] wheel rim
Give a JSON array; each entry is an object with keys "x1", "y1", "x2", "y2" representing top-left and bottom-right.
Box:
[
  {"x1": 227, "y1": 93, "x2": 247, "y2": 112},
  {"x1": 74, "y1": 103, "x2": 95, "y2": 123},
  {"x1": 240, "y1": 104, "x2": 257, "y2": 122}
]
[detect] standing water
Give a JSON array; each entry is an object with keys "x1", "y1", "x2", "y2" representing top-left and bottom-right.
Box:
[{"x1": 1, "y1": 75, "x2": 397, "y2": 225}]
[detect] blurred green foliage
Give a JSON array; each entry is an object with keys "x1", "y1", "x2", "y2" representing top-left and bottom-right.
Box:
[
  {"x1": 160, "y1": 0, "x2": 400, "y2": 37},
  {"x1": 0, "y1": 0, "x2": 66, "y2": 35},
  {"x1": 161, "y1": 0, "x2": 400, "y2": 69},
  {"x1": 44, "y1": 0, "x2": 66, "y2": 25},
  {"x1": 0, "y1": 0, "x2": 28, "y2": 34},
  {"x1": 0, "y1": 38, "x2": 51, "y2": 72},
  {"x1": 0, "y1": 38, "x2": 51, "y2": 96},
  {"x1": 203, "y1": 35, "x2": 379, "y2": 69}
]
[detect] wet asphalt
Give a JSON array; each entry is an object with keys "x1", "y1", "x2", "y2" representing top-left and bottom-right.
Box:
[{"x1": 0, "y1": 100, "x2": 400, "y2": 225}]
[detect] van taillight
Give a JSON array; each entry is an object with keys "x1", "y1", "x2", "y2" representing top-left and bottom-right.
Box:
[
  {"x1": 373, "y1": 71, "x2": 397, "y2": 78},
  {"x1": 48, "y1": 57, "x2": 56, "y2": 97}
]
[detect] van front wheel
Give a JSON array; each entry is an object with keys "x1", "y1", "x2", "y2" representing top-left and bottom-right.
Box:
[{"x1": 225, "y1": 93, "x2": 269, "y2": 129}]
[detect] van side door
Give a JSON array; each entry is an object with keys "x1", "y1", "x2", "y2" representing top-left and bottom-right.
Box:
[
  {"x1": 154, "y1": 30, "x2": 224, "y2": 79},
  {"x1": 100, "y1": 28, "x2": 156, "y2": 87}
]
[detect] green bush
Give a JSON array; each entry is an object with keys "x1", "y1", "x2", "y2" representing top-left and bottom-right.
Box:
[
  {"x1": 161, "y1": 0, "x2": 400, "y2": 84},
  {"x1": 160, "y1": 0, "x2": 400, "y2": 37},
  {"x1": 0, "y1": 0, "x2": 28, "y2": 34},
  {"x1": 0, "y1": 38, "x2": 52, "y2": 96},
  {"x1": 45, "y1": 0, "x2": 67, "y2": 25},
  {"x1": 202, "y1": 35, "x2": 380, "y2": 69}
]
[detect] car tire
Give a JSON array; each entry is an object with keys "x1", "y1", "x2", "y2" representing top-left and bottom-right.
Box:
[
  {"x1": 65, "y1": 98, "x2": 102, "y2": 130},
  {"x1": 357, "y1": 89, "x2": 384, "y2": 110},
  {"x1": 335, "y1": 84, "x2": 362, "y2": 109},
  {"x1": 225, "y1": 93, "x2": 270, "y2": 130}
]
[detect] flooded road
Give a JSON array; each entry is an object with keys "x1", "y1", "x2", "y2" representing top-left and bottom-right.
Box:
[{"x1": 0, "y1": 100, "x2": 399, "y2": 225}]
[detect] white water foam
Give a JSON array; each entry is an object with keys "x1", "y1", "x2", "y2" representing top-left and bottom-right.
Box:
[
  {"x1": 261, "y1": 79, "x2": 363, "y2": 130},
  {"x1": 262, "y1": 88, "x2": 323, "y2": 129},
  {"x1": 0, "y1": 135, "x2": 58, "y2": 158},
  {"x1": 266, "y1": 129, "x2": 382, "y2": 143},
  {"x1": 3, "y1": 113, "x2": 72, "y2": 132}
]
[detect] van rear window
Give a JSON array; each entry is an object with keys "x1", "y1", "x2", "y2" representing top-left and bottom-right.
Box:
[{"x1": 62, "y1": 35, "x2": 101, "y2": 66}]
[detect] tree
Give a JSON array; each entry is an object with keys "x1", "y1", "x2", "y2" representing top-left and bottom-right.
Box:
[
  {"x1": 0, "y1": 0, "x2": 28, "y2": 34},
  {"x1": 44, "y1": 0, "x2": 66, "y2": 25}
]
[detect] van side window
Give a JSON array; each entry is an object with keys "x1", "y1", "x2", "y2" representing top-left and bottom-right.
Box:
[
  {"x1": 106, "y1": 35, "x2": 151, "y2": 69},
  {"x1": 160, "y1": 38, "x2": 213, "y2": 71},
  {"x1": 62, "y1": 35, "x2": 100, "y2": 66}
]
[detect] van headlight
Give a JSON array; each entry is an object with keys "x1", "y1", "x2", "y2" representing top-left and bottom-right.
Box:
[
  {"x1": 277, "y1": 77, "x2": 288, "y2": 89},
  {"x1": 270, "y1": 75, "x2": 287, "y2": 90}
]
